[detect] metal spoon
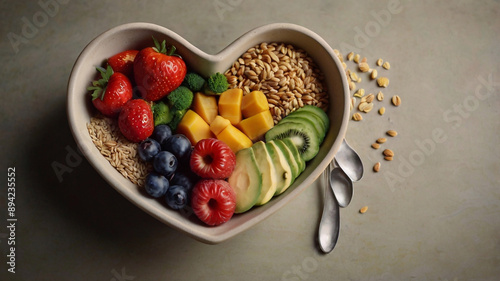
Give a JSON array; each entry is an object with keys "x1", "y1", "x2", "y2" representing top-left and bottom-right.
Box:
[
  {"x1": 335, "y1": 139, "x2": 364, "y2": 182},
  {"x1": 318, "y1": 166, "x2": 340, "y2": 253},
  {"x1": 330, "y1": 166, "x2": 353, "y2": 208}
]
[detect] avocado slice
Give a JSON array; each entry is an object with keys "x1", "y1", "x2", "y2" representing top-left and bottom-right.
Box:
[
  {"x1": 272, "y1": 139, "x2": 302, "y2": 195},
  {"x1": 281, "y1": 137, "x2": 305, "y2": 174},
  {"x1": 265, "y1": 141, "x2": 293, "y2": 196},
  {"x1": 228, "y1": 147, "x2": 262, "y2": 213},
  {"x1": 252, "y1": 141, "x2": 277, "y2": 206}
]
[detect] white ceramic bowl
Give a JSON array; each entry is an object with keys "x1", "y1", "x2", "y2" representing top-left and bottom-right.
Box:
[{"x1": 67, "y1": 22, "x2": 349, "y2": 244}]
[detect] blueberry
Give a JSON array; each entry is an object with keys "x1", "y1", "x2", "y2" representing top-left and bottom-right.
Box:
[
  {"x1": 153, "y1": 151, "x2": 178, "y2": 177},
  {"x1": 171, "y1": 170, "x2": 198, "y2": 194},
  {"x1": 152, "y1": 124, "x2": 172, "y2": 145},
  {"x1": 165, "y1": 185, "x2": 189, "y2": 210},
  {"x1": 138, "y1": 138, "x2": 161, "y2": 162},
  {"x1": 161, "y1": 134, "x2": 192, "y2": 164},
  {"x1": 144, "y1": 172, "x2": 169, "y2": 198}
]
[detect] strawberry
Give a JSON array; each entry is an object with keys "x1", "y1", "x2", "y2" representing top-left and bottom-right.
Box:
[
  {"x1": 107, "y1": 49, "x2": 139, "y2": 81},
  {"x1": 190, "y1": 138, "x2": 236, "y2": 179},
  {"x1": 118, "y1": 99, "x2": 154, "y2": 142},
  {"x1": 88, "y1": 65, "x2": 133, "y2": 117},
  {"x1": 134, "y1": 37, "x2": 187, "y2": 101},
  {"x1": 191, "y1": 179, "x2": 236, "y2": 226}
]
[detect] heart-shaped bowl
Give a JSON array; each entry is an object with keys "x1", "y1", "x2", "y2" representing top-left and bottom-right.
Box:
[{"x1": 67, "y1": 22, "x2": 349, "y2": 244}]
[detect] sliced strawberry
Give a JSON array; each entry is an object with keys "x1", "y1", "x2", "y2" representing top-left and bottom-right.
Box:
[
  {"x1": 134, "y1": 37, "x2": 187, "y2": 101},
  {"x1": 108, "y1": 49, "x2": 139, "y2": 81},
  {"x1": 191, "y1": 179, "x2": 236, "y2": 226},
  {"x1": 88, "y1": 65, "x2": 132, "y2": 117},
  {"x1": 118, "y1": 99, "x2": 154, "y2": 142},
  {"x1": 190, "y1": 138, "x2": 236, "y2": 179}
]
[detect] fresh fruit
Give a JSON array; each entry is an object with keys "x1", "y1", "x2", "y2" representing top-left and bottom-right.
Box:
[
  {"x1": 138, "y1": 138, "x2": 161, "y2": 162},
  {"x1": 209, "y1": 115, "x2": 231, "y2": 136},
  {"x1": 107, "y1": 49, "x2": 139, "y2": 80},
  {"x1": 237, "y1": 109, "x2": 274, "y2": 142},
  {"x1": 281, "y1": 137, "x2": 305, "y2": 174},
  {"x1": 252, "y1": 141, "x2": 277, "y2": 206},
  {"x1": 118, "y1": 99, "x2": 154, "y2": 142},
  {"x1": 192, "y1": 92, "x2": 218, "y2": 124},
  {"x1": 272, "y1": 139, "x2": 299, "y2": 182},
  {"x1": 227, "y1": 147, "x2": 262, "y2": 213},
  {"x1": 88, "y1": 65, "x2": 133, "y2": 117},
  {"x1": 265, "y1": 141, "x2": 293, "y2": 195},
  {"x1": 290, "y1": 105, "x2": 330, "y2": 130},
  {"x1": 278, "y1": 113, "x2": 325, "y2": 142},
  {"x1": 265, "y1": 120, "x2": 319, "y2": 162},
  {"x1": 190, "y1": 138, "x2": 236, "y2": 179},
  {"x1": 218, "y1": 88, "x2": 243, "y2": 125},
  {"x1": 161, "y1": 134, "x2": 192, "y2": 165},
  {"x1": 170, "y1": 170, "x2": 198, "y2": 194},
  {"x1": 191, "y1": 179, "x2": 236, "y2": 226},
  {"x1": 151, "y1": 124, "x2": 172, "y2": 145},
  {"x1": 144, "y1": 172, "x2": 169, "y2": 198},
  {"x1": 176, "y1": 110, "x2": 214, "y2": 146},
  {"x1": 216, "y1": 124, "x2": 253, "y2": 154},
  {"x1": 153, "y1": 151, "x2": 178, "y2": 177},
  {"x1": 241, "y1": 90, "x2": 269, "y2": 118},
  {"x1": 165, "y1": 185, "x2": 189, "y2": 210},
  {"x1": 134, "y1": 37, "x2": 187, "y2": 101}
]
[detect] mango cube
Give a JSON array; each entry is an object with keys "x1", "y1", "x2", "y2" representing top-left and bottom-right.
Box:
[
  {"x1": 176, "y1": 110, "x2": 214, "y2": 146},
  {"x1": 218, "y1": 88, "x2": 243, "y2": 125},
  {"x1": 192, "y1": 92, "x2": 218, "y2": 124},
  {"x1": 210, "y1": 115, "x2": 231, "y2": 136},
  {"x1": 217, "y1": 124, "x2": 252, "y2": 154},
  {"x1": 238, "y1": 110, "x2": 274, "y2": 142},
  {"x1": 241, "y1": 90, "x2": 269, "y2": 118}
]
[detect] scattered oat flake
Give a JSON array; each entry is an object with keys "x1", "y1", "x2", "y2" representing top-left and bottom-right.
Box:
[
  {"x1": 387, "y1": 130, "x2": 398, "y2": 137},
  {"x1": 377, "y1": 77, "x2": 389, "y2": 87},
  {"x1": 392, "y1": 95, "x2": 401, "y2": 106},
  {"x1": 352, "y1": 113, "x2": 363, "y2": 121},
  {"x1": 354, "y1": 54, "x2": 360, "y2": 63}
]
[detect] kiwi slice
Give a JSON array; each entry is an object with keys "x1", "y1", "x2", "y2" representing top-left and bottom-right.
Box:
[
  {"x1": 292, "y1": 105, "x2": 330, "y2": 130},
  {"x1": 265, "y1": 120, "x2": 320, "y2": 162},
  {"x1": 279, "y1": 113, "x2": 326, "y2": 142}
]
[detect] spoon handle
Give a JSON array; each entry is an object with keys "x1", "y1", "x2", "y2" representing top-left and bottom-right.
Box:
[{"x1": 318, "y1": 168, "x2": 340, "y2": 253}]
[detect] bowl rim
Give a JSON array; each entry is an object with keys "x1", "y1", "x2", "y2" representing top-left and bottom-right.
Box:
[{"x1": 67, "y1": 22, "x2": 350, "y2": 244}]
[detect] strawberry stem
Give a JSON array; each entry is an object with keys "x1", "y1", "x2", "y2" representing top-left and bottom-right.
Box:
[
  {"x1": 152, "y1": 36, "x2": 181, "y2": 58},
  {"x1": 88, "y1": 65, "x2": 114, "y2": 100}
]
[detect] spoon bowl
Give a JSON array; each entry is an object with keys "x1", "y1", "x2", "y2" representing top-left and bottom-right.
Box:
[
  {"x1": 330, "y1": 167, "x2": 353, "y2": 208},
  {"x1": 335, "y1": 139, "x2": 364, "y2": 182}
]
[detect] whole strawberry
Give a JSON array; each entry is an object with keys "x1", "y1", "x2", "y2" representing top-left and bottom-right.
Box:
[
  {"x1": 88, "y1": 65, "x2": 132, "y2": 117},
  {"x1": 134, "y1": 37, "x2": 187, "y2": 101},
  {"x1": 107, "y1": 49, "x2": 139, "y2": 81},
  {"x1": 118, "y1": 99, "x2": 154, "y2": 142}
]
